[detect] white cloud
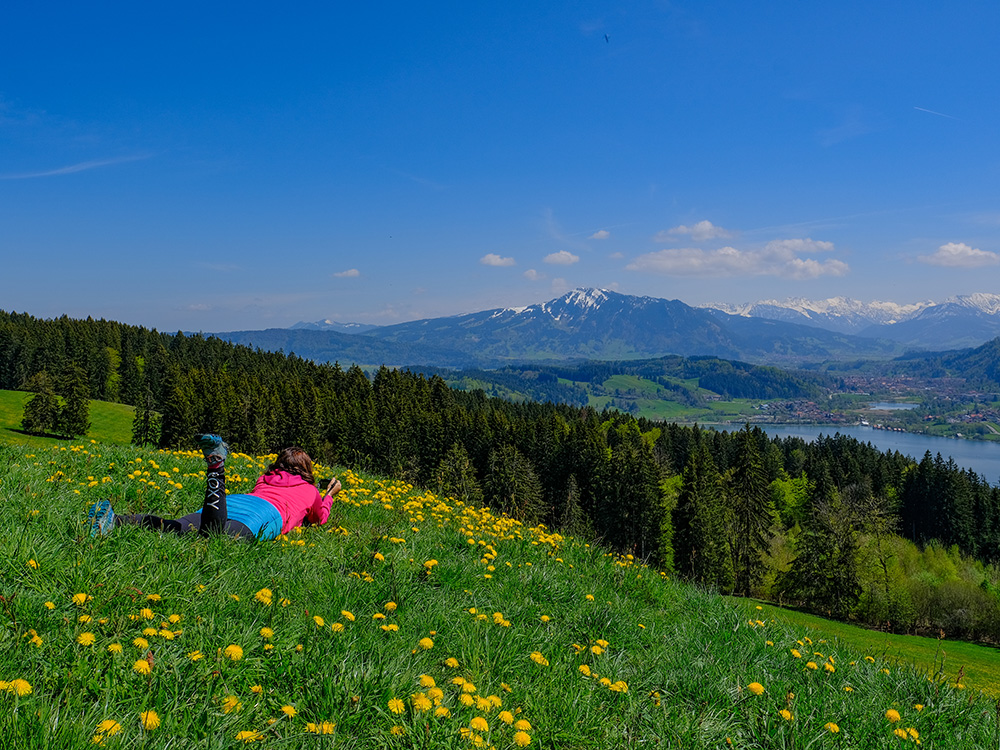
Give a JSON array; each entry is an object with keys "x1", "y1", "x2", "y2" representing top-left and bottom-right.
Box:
[
  {"x1": 626, "y1": 238, "x2": 848, "y2": 280},
  {"x1": 480, "y1": 253, "x2": 516, "y2": 267},
  {"x1": 590, "y1": 229, "x2": 610, "y2": 240},
  {"x1": 544, "y1": 250, "x2": 580, "y2": 265},
  {"x1": 918, "y1": 242, "x2": 1000, "y2": 268},
  {"x1": 609, "y1": 251, "x2": 624, "y2": 259},
  {"x1": 333, "y1": 268, "x2": 360, "y2": 278},
  {"x1": 655, "y1": 220, "x2": 733, "y2": 242},
  {"x1": 0, "y1": 154, "x2": 152, "y2": 180},
  {"x1": 523, "y1": 269, "x2": 545, "y2": 281}
]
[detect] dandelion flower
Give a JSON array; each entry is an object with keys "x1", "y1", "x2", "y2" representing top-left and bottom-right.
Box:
[
  {"x1": 222, "y1": 695, "x2": 242, "y2": 713},
  {"x1": 385, "y1": 601, "x2": 397, "y2": 612},
  {"x1": 885, "y1": 709, "x2": 901, "y2": 723},
  {"x1": 259, "y1": 627, "x2": 274, "y2": 639},
  {"x1": 341, "y1": 610, "x2": 355, "y2": 621},
  {"x1": 418, "y1": 637, "x2": 434, "y2": 650},
  {"x1": 540, "y1": 615, "x2": 550, "y2": 623},
  {"x1": 459, "y1": 694, "x2": 475, "y2": 707},
  {"x1": 44, "y1": 602, "x2": 55, "y2": 610},
  {"x1": 914, "y1": 704, "x2": 924, "y2": 711},
  {"x1": 469, "y1": 717, "x2": 489, "y2": 732},
  {"x1": 514, "y1": 730, "x2": 532, "y2": 746},
  {"x1": 254, "y1": 588, "x2": 273, "y2": 605},
  {"x1": 578, "y1": 664, "x2": 591, "y2": 677},
  {"x1": 133, "y1": 660, "x2": 151, "y2": 675},
  {"x1": 790, "y1": 649, "x2": 801, "y2": 659},
  {"x1": 514, "y1": 719, "x2": 532, "y2": 731},
  {"x1": 390, "y1": 725, "x2": 405, "y2": 736},
  {"x1": 590, "y1": 645, "x2": 604, "y2": 655},
  {"x1": 435, "y1": 705, "x2": 451, "y2": 718},
  {"x1": 388, "y1": 697, "x2": 405, "y2": 714},
  {"x1": 824, "y1": 722, "x2": 839, "y2": 733},
  {"x1": 235, "y1": 730, "x2": 260, "y2": 742},
  {"x1": 806, "y1": 661, "x2": 818, "y2": 670},
  {"x1": 843, "y1": 685, "x2": 854, "y2": 692},
  {"x1": 188, "y1": 650, "x2": 204, "y2": 661},
  {"x1": 140, "y1": 608, "x2": 154, "y2": 620},
  {"x1": 907, "y1": 728, "x2": 919, "y2": 740},
  {"x1": 499, "y1": 710, "x2": 514, "y2": 725},
  {"x1": 445, "y1": 657, "x2": 459, "y2": 668},
  {"x1": 419, "y1": 675, "x2": 436, "y2": 688},
  {"x1": 747, "y1": 682, "x2": 765, "y2": 696},
  {"x1": 108, "y1": 643, "x2": 122, "y2": 654},
  {"x1": 7, "y1": 679, "x2": 31, "y2": 696},
  {"x1": 585, "y1": 594, "x2": 594, "y2": 601},
  {"x1": 224, "y1": 644, "x2": 244, "y2": 661},
  {"x1": 412, "y1": 694, "x2": 432, "y2": 711},
  {"x1": 313, "y1": 615, "x2": 325, "y2": 628},
  {"x1": 77, "y1": 632, "x2": 96, "y2": 646},
  {"x1": 332, "y1": 622, "x2": 344, "y2": 632},
  {"x1": 307, "y1": 721, "x2": 336, "y2": 734},
  {"x1": 27, "y1": 559, "x2": 38, "y2": 569},
  {"x1": 250, "y1": 684, "x2": 263, "y2": 694},
  {"x1": 139, "y1": 710, "x2": 160, "y2": 730},
  {"x1": 779, "y1": 709, "x2": 793, "y2": 721},
  {"x1": 281, "y1": 705, "x2": 297, "y2": 717},
  {"x1": 96, "y1": 720, "x2": 121, "y2": 736}
]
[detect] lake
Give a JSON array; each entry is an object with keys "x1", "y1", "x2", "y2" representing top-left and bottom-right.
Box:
[
  {"x1": 867, "y1": 402, "x2": 917, "y2": 411},
  {"x1": 755, "y1": 424, "x2": 1000, "y2": 484}
]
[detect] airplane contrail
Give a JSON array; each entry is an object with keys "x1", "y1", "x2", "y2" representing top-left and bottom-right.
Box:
[{"x1": 914, "y1": 106, "x2": 959, "y2": 121}]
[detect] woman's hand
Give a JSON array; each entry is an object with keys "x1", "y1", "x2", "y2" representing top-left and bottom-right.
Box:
[{"x1": 324, "y1": 477, "x2": 342, "y2": 497}]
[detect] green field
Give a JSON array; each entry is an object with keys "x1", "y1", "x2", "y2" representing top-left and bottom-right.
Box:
[
  {"x1": 0, "y1": 436, "x2": 998, "y2": 747},
  {"x1": 0, "y1": 389, "x2": 135, "y2": 447}
]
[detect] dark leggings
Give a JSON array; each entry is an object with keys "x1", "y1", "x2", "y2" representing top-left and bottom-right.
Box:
[{"x1": 126, "y1": 464, "x2": 255, "y2": 539}]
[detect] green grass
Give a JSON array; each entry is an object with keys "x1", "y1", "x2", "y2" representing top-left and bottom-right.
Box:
[
  {"x1": 738, "y1": 600, "x2": 1000, "y2": 697},
  {"x1": 0, "y1": 389, "x2": 136, "y2": 448},
  {"x1": 0, "y1": 441, "x2": 998, "y2": 747}
]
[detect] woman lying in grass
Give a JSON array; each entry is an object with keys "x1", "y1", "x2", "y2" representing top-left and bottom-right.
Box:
[{"x1": 88, "y1": 434, "x2": 341, "y2": 540}]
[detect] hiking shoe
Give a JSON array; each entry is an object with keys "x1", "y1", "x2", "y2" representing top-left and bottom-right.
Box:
[
  {"x1": 195, "y1": 433, "x2": 229, "y2": 465},
  {"x1": 88, "y1": 500, "x2": 116, "y2": 537}
]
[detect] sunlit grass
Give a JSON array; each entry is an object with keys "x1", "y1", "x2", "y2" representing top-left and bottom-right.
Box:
[
  {"x1": 0, "y1": 440, "x2": 996, "y2": 748},
  {"x1": 0, "y1": 389, "x2": 135, "y2": 447}
]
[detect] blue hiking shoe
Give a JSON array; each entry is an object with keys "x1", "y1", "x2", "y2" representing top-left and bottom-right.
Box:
[
  {"x1": 88, "y1": 500, "x2": 116, "y2": 537},
  {"x1": 195, "y1": 433, "x2": 229, "y2": 465}
]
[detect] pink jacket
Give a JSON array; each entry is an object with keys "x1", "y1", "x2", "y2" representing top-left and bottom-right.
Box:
[{"x1": 250, "y1": 471, "x2": 331, "y2": 534}]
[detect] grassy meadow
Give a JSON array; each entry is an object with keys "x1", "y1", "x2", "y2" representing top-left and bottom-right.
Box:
[{"x1": 1, "y1": 440, "x2": 1000, "y2": 748}]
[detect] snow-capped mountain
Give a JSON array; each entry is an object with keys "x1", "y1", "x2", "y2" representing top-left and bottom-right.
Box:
[
  {"x1": 705, "y1": 297, "x2": 934, "y2": 333},
  {"x1": 290, "y1": 319, "x2": 380, "y2": 334}
]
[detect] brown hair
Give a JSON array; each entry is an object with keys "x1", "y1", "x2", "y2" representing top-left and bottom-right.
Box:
[{"x1": 265, "y1": 447, "x2": 315, "y2": 485}]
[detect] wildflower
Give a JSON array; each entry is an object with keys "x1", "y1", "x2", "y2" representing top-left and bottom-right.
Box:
[
  {"x1": 373, "y1": 552, "x2": 385, "y2": 562},
  {"x1": 168, "y1": 614, "x2": 181, "y2": 623},
  {"x1": 435, "y1": 705, "x2": 451, "y2": 718},
  {"x1": 45, "y1": 602, "x2": 55, "y2": 610},
  {"x1": 610, "y1": 681, "x2": 628, "y2": 693},
  {"x1": 142, "y1": 627, "x2": 158, "y2": 638},
  {"x1": 96, "y1": 720, "x2": 121, "y2": 736},
  {"x1": 843, "y1": 685, "x2": 854, "y2": 692},
  {"x1": 591, "y1": 645, "x2": 604, "y2": 655},
  {"x1": 29, "y1": 634, "x2": 42, "y2": 647},
  {"x1": 578, "y1": 664, "x2": 592, "y2": 677},
  {"x1": 27, "y1": 559, "x2": 38, "y2": 569},
  {"x1": 747, "y1": 682, "x2": 765, "y2": 696},
  {"x1": 72, "y1": 593, "x2": 91, "y2": 607},
  {"x1": 332, "y1": 622, "x2": 345, "y2": 632},
  {"x1": 373, "y1": 613, "x2": 386, "y2": 620},
  {"x1": 254, "y1": 588, "x2": 273, "y2": 605},
  {"x1": 806, "y1": 661, "x2": 818, "y2": 670},
  {"x1": 475, "y1": 696, "x2": 492, "y2": 711},
  {"x1": 459, "y1": 694, "x2": 475, "y2": 707},
  {"x1": 445, "y1": 657, "x2": 460, "y2": 668},
  {"x1": 7, "y1": 679, "x2": 32, "y2": 696},
  {"x1": 388, "y1": 697, "x2": 405, "y2": 714},
  {"x1": 514, "y1": 730, "x2": 532, "y2": 746},
  {"x1": 914, "y1": 704, "x2": 924, "y2": 711},
  {"x1": 424, "y1": 559, "x2": 438, "y2": 569},
  {"x1": 894, "y1": 728, "x2": 908, "y2": 739},
  {"x1": 824, "y1": 722, "x2": 839, "y2": 733},
  {"x1": 420, "y1": 674, "x2": 436, "y2": 688},
  {"x1": 514, "y1": 719, "x2": 532, "y2": 731},
  {"x1": 188, "y1": 651, "x2": 204, "y2": 661},
  {"x1": 140, "y1": 608, "x2": 154, "y2": 620},
  {"x1": 158, "y1": 629, "x2": 174, "y2": 640},
  {"x1": 413, "y1": 694, "x2": 432, "y2": 711},
  {"x1": 790, "y1": 649, "x2": 801, "y2": 659},
  {"x1": 139, "y1": 710, "x2": 160, "y2": 731},
  {"x1": 341, "y1": 610, "x2": 355, "y2": 621},
  {"x1": 133, "y1": 660, "x2": 151, "y2": 675},
  {"x1": 250, "y1": 685, "x2": 263, "y2": 694},
  {"x1": 385, "y1": 601, "x2": 397, "y2": 611},
  {"x1": 540, "y1": 615, "x2": 550, "y2": 623},
  {"x1": 499, "y1": 710, "x2": 514, "y2": 724},
  {"x1": 418, "y1": 637, "x2": 434, "y2": 650},
  {"x1": 779, "y1": 709, "x2": 793, "y2": 721},
  {"x1": 224, "y1": 644, "x2": 244, "y2": 661},
  {"x1": 585, "y1": 594, "x2": 594, "y2": 601},
  {"x1": 281, "y1": 705, "x2": 297, "y2": 717},
  {"x1": 824, "y1": 663, "x2": 835, "y2": 673},
  {"x1": 306, "y1": 721, "x2": 336, "y2": 734},
  {"x1": 77, "y1": 632, "x2": 96, "y2": 646},
  {"x1": 259, "y1": 627, "x2": 273, "y2": 639},
  {"x1": 235, "y1": 731, "x2": 260, "y2": 742},
  {"x1": 470, "y1": 717, "x2": 489, "y2": 732},
  {"x1": 313, "y1": 615, "x2": 325, "y2": 628},
  {"x1": 222, "y1": 695, "x2": 242, "y2": 713},
  {"x1": 530, "y1": 651, "x2": 549, "y2": 666},
  {"x1": 885, "y1": 709, "x2": 901, "y2": 722},
  {"x1": 390, "y1": 725, "x2": 406, "y2": 736},
  {"x1": 907, "y1": 728, "x2": 919, "y2": 740}
]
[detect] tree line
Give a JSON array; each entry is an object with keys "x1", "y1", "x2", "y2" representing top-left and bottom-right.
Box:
[{"x1": 4, "y1": 309, "x2": 1000, "y2": 640}]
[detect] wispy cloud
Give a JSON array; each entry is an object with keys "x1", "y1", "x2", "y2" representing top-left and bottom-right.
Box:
[
  {"x1": 333, "y1": 269, "x2": 361, "y2": 278},
  {"x1": 0, "y1": 154, "x2": 151, "y2": 180},
  {"x1": 655, "y1": 220, "x2": 732, "y2": 242},
  {"x1": 544, "y1": 250, "x2": 580, "y2": 265},
  {"x1": 480, "y1": 253, "x2": 516, "y2": 267},
  {"x1": 590, "y1": 229, "x2": 610, "y2": 240},
  {"x1": 626, "y1": 238, "x2": 847, "y2": 280},
  {"x1": 914, "y1": 106, "x2": 960, "y2": 121},
  {"x1": 523, "y1": 269, "x2": 545, "y2": 281},
  {"x1": 918, "y1": 242, "x2": 999, "y2": 268}
]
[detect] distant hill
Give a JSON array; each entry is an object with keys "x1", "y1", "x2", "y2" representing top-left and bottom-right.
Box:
[
  {"x1": 290, "y1": 319, "x2": 381, "y2": 334},
  {"x1": 706, "y1": 293, "x2": 1000, "y2": 350}
]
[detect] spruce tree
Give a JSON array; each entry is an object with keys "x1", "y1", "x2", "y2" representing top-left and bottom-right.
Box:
[
  {"x1": 435, "y1": 442, "x2": 483, "y2": 506},
  {"x1": 21, "y1": 371, "x2": 59, "y2": 435},
  {"x1": 726, "y1": 424, "x2": 773, "y2": 597},
  {"x1": 131, "y1": 387, "x2": 161, "y2": 447},
  {"x1": 673, "y1": 444, "x2": 732, "y2": 588},
  {"x1": 484, "y1": 445, "x2": 544, "y2": 523},
  {"x1": 55, "y1": 364, "x2": 91, "y2": 438}
]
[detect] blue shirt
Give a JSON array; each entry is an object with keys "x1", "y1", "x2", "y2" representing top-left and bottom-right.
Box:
[{"x1": 225, "y1": 494, "x2": 283, "y2": 540}]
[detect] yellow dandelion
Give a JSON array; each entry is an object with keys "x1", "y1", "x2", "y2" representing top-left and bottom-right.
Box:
[
  {"x1": 824, "y1": 722, "x2": 839, "y2": 733},
  {"x1": 806, "y1": 661, "x2": 818, "y2": 670},
  {"x1": 250, "y1": 684, "x2": 263, "y2": 694},
  {"x1": 79, "y1": 614, "x2": 92, "y2": 623},
  {"x1": 341, "y1": 610, "x2": 355, "y2": 621},
  {"x1": 96, "y1": 720, "x2": 122, "y2": 736},
  {"x1": 254, "y1": 588, "x2": 273, "y2": 605},
  {"x1": 332, "y1": 622, "x2": 344, "y2": 632},
  {"x1": 281, "y1": 705, "x2": 297, "y2": 717},
  {"x1": 313, "y1": 615, "x2": 325, "y2": 628},
  {"x1": 514, "y1": 719, "x2": 532, "y2": 731},
  {"x1": 824, "y1": 663, "x2": 835, "y2": 673},
  {"x1": 885, "y1": 709, "x2": 901, "y2": 722},
  {"x1": 7, "y1": 679, "x2": 32, "y2": 696},
  {"x1": 412, "y1": 694, "x2": 432, "y2": 712},
  {"x1": 222, "y1": 695, "x2": 242, "y2": 714},
  {"x1": 578, "y1": 664, "x2": 592, "y2": 677},
  {"x1": 499, "y1": 710, "x2": 514, "y2": 725},
  {"x1": 188, "y1": 650, "x2": 204, "y2": 661},
  {"x1": 373, "y1": 552, "x2": 385, "y2": 562},
  {"x1": 540, "y1": 615, "x2": 550, "y2": 623},
  {"x1": 139, "y1": 710, "x2": 160, "y2": 730},
  {"x1": 224, "y1": 644, "x2": 244, "y2": 661},
  {"x1": 843, "y1": 685, "x2": 854, "y2": 692},
  {"x1": 77, "y1": 632, "x2": 96, "y2": 646},
  {"x1": 418, "y1": 637, "x2": 434, "y2": 650},
  {"x1": 469, "y1": 716, "x2": 489, "y2": 732},
  {"x1": 434, "y1": 705, "x2": 451, "y2": 718},
  {"x1": 514, "y1": 730, "x2": 532, "y2": 747},
  {"x1": 133, "y1": 660, "x2": 151, "y2": 675},
  {"x1": 235, "y1": 730, "x2": 260, "y2": 742},
  {"x1": 419, "y1": 674, "x2": 436, "y2": 687},
  {"x1": 779, "y1": 709, "x2": 793, "y2": 721},
  {"x1": 27, "y1": 559, "x2": 38, "y2": 569},
  {"x1": 388, "y1": 697, "x2": 405, "y2": 714},
  {"x1": 445, "y1": 657, "x2": 460, "y2": 668},
  {"x1": 914, "y1": 704, "x2": 924, "y2": 711},
  {"x1": 44, "y1": 602, "x2": 55, "y2": 610},
  {"x1": 140, "y1": 608, "x2": 154, "y2": 620},
  {"x1": 259, "y1": 627, "x2": 274, "y2": 639},
  {"x1": 72, "y1": 593, "x2": 91, "y2": 607},
  {"x1": 790, "y1": 649, "x2": 801, "y2": 659},
  {"x1": 907, "y1": 728, "x2": 919, "y2": 740},
  {"x1": 747, "y1": 682, "x2": 765, "y2": 696},
  {"x1": 385, "y1": 601, "x2": 397, "y2": 611},
  {"x1": 390, "y1": 725, "x2": 406, "y2": 736},
  {"x1": 893, "y1": 728, "x2": 908, "y2": 739},
  {"x1": 459, "y1": 693, "x2": 475, "y2": 707}
]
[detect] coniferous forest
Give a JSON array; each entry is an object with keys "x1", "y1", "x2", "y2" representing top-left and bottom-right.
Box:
[{"x1": 4, "y1": 309, "x2": 1000, "y2": 641}]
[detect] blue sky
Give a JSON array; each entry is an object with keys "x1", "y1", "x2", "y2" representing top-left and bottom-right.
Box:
[{"x1": 3, "y1": 1, "x2": 1000, "y2": 331}]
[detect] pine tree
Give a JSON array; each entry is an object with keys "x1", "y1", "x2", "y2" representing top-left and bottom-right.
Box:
[
  {"x1": 20, "y1": 371, "x2": 59, "y2": 435},
  {"x1": 726, "y1": 424, "x2": 773, "y2": 597},
  {"x1": 131, "y1": 387, "x2": 161, "y2": 447},
  {"x1": 484, "y1": 445, "x2": 544, "y2": 523},
  {"x1": 435, "y1": 442, "x2": 483, "y2": 506},
  {"x1": 55, "y1": 363, "x2": 91, "y2": 438},
  {"x1": 672, "y1": 444, "x2": 732, "y2": 588}
]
